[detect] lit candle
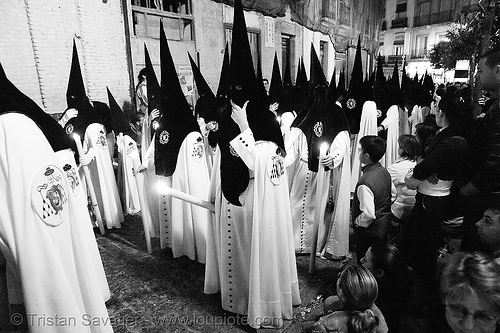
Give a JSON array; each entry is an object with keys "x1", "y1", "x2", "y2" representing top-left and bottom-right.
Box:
[{"x1": 73, "y1": 133, "x2": 105, "y2": 235}]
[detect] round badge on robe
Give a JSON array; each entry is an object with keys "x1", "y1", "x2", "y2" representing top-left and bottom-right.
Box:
[
  {"x1": 190, "y1": 136, "x2": 205, "y2": 163},
  {"x1": 32, "y1": 165, "x2": 69, "y2": 227},
  {"x1": 313, "y1": 122, "x2": 323, "y2": 137},
  {"x1": 267, "y1": 154, "x2": 284, "y2": 186},
  {"x1": 126, "y1": 141, "x2": 136, "y2": 155},
  {"x1": 376, "y1": 109, "x2": 382, "y2": 118},
  {"x1": 65, "y1": 124, "x2": 74, "y2": 135},
  {"x1": 159, "y1": 130, "x2": 169, "y2": 145},
  {"x1": 346, "y1": 98, "x2": 356, "y2": 109}
]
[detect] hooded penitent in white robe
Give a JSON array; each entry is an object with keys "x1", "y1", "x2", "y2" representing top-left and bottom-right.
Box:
[
  {"x1": 399, "y1": 106, "x2": 410, "y2": 135},
  {"x1": 117, "y1": 134, "x2": 141, "y2": 215},
  {"x1": 280, "y1": 111, "x2": 296, "y2": 138},
  {"x1": 380, "y1": 105, "x2": 400, "y2": 168},
  {"x1": 84, "y1": 123, "x2": 123, "y2": 229},
  {"x1": 351, "y1": 101, "x2": 378, "y2": 192},
  {"x1": 0, "y1": 113, "x2": 113, "y2": 333},
  {"x1": 204, "y1": 145, "x2": 253, "y2": 316},
  {"x1": 139, "y1": 137, "x2": 160, "y2": 240},
  {"x1": 231, "y1": 129, "x2": 301, "y2": 328},
  {"x1": 318, "y1": 131, "x2": 351, "y2": 258},
  {"x1": 284, "y1": 127, "x2": 320, "y2": 253},
  {"x1": 408, "y1": 105, "x2": 424, "y2": 135},
  {"x1": 169, "y1": 132, "x2": 211, "y2": 263}
]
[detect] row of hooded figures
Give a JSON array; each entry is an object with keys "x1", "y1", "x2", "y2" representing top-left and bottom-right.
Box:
[{"x1": 0, "y1": 1, "x2": 442, "y2": 332}]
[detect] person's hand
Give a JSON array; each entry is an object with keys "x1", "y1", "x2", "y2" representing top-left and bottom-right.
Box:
[
  {"x1": 149, "y1": 109, "x2": 160, "y2": 123},
  {"x1": 377, "y1": 125, "x2": 385, "y2": 132},
  {"x1": 206, "y1": 121, "x2": 218, "y2": 132},
  {"x1": 320, "y1": 155, "x2": 333, "y2": 168},
  {"x1": 79, "y1": 148, "x2": 95, "y2": 166},
  {"x1": 427, "y1": 173, "x2": 439, "y2": 185},
  {"x1": 269, "y1": 102, "x2": 279, "y2": 115},
  {"x1": 59, "y1": 108, "x2": 78, "y2": 127},
  {"x1": 230, "y1": 100, "x2": 249, "y2": 132}
]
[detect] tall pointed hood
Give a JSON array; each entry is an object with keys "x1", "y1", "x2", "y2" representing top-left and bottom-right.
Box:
[
  {"x1": 292, "y1": 44, "x2": 348, "y2": 172},
  {"x1": 216, "y1": 43, "x2": 230, "y2": 99},
  {"x1": 0, "y1": 62, "x2": 76, "y2": 153},
  {"x1": 255, "y1": 56, "x2": 269, "y2": 105},
  {"x1": 268, "y1": 53, "x2": 284, "y2": 112},
  {"x1": 64, "y1": 40, "x2": 101, "y2": 138},
  {"x1": 342, "y1": 36, "x2": 365, "y2": 134},
  {"x1": 373, "y1": 55, "x2": 387, "y2": 118},
  {"x1": 154, "y1": 21, "x2": 200, "y2": 177},
  {"x1": 144, "y1": 44, "x2": 161, "y2": 117},
  {"x1": 329, "y1": 68, "x2": 337, "y2": 99},
  {"x1": 295, "y1": 57, "x2": 309, "y2": 111},
  {"x1": 334, "y1": 69, "x2": 346, "y2": 102},
  {"x1": 389, "y1": 60, "x2": 403, "y2": 108},
  {"x1": 107, "y1": 87, "x2": 132, "y2": 137},
  {"x1": 281, "y1": 53, "x2": 295, "y2": 114},
  {"x1": 188, "y1": 52, "x2": 215, "y2": 120}
]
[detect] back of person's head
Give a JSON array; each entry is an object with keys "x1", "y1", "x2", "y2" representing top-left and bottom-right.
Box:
[
  {"x1": 480, "y1": 47, "x2": 500, "y2": 68},
  {"x1": 359, "y1": 135, "x2": 386, "y2": 163},
  {"x1": 441, "y1": 252, "x2": 500, "y2": 327},
  {"x1": 436, "y1": 86, "x2": 471, "y2": 127},
  {"x1": 138, "y1": 68, "x2": 147, "y2": 82},
  {"x1": 398, "y1": 134, "x2": 420, "y2": 161},
  {"x1": 337, "y1": 265, "x2": 378, "y2": 311},
  {"x1": 415, "y1": 121, "x2": 437, "y2": 151},
  {"x1": 367, "y1": 242, "x2": 406, "y2": 282},
  {"x1": 348, "y1": 309, "x2": 380, "y2": 333}
]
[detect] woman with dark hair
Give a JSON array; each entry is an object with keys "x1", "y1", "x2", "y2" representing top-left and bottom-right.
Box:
[
  {"x1": 361, "y1": 242, "x2": 413, "y2": 332},
  {"x1": 404, "y1": 86, "x2": 469, "y2": 293}
]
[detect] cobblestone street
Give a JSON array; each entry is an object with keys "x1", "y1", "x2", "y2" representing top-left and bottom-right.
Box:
[{"x1": 99, "y1": 215, "x2": 351, "y2": 333}]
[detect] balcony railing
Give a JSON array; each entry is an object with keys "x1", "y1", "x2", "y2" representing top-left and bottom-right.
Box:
[
  {"x1": 410, "y1": 49, "x2": 428, "y2": 59},
  {"x1": 388, "y1": 55, "x2": 404, "y2": 64},
  {"x1": 414, "y1": 10, "x2": 453, "y2": 27},
  {"x1": 391, "y1": 17, "x2": 408, "y2": 29}
]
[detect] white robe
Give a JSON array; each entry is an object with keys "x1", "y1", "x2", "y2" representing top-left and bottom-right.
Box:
[
  {"x1": 117, "y1": 134, "x2": 141, "y2": 215},
  {"x1": 205, "y1": 131, "x2": 301, "y2": 329},
  {"x1": 284, "y1": 127, "x2": 319, "y2": 253},
  {"x1": 139, "y1": 138, "x2": 160, "y2": 239},
  {"x1": 0, "y1": 113, "x2": 113, "y2": 333},
  {"x1": 319, "y1": 131, "x2": 351, "y2": 258},
  {"x1": 380, "y1": 105, "x2": 400, "y2": 168},
  {"x1": 408, "y1": 105, "x2": 424, "y2": 135},
  {"x1": 84, "y1": 123, "x2": 124, "y2": 229},
  {"x1": 169, "y1": 131, "x2": 211, "y2": 263},
  {"x1": 351, "y1": 101, "x2": 378, "y2": 192}
]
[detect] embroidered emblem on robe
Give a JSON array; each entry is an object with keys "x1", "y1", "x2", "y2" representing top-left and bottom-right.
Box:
[
  {"x1": 376, "y1": 109, "x2": 382, "y2": 118},
  {"x1": 32, "y1": 165, "x2": 68, "y2": 226},
  {"x1": 267, "y1": 155, "x2": 284, "y2": 186},
  {"x1": 65, "y1": 124, "x2": 74, "y2": 135},
  {"x1": 159, "y1": 130, "x2": 169, "y2": 145},
  {"x1": 346, "y1": 98, "x2": 356, "y2": 109},
  {"x1": 95, "y1": 128, "x2": 108, "y2": 149},
  {"x1": 313, "y1": 122, "x2": 323, "y2": 137},
  {"x1": 191, "y1": 136, "x2": 205, "y2": 162},
  {"x1": 63, "y1": 163, "x2": 80, "y2": 195},
  {"x1": 126, "y1": 141, "x2": 136, "y2": 155}
]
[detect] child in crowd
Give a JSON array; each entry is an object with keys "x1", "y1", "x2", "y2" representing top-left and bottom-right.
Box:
[
  {"x1": 313, "y1": 265, "x2": 388, "y2": 333},
  {"x1": 352, "y1": 136, "x2": 395, "y2": 263}
]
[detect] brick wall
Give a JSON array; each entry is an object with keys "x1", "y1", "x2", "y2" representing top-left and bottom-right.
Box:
[{"x1": 0, "y1": 0, "x2": 131, "y2": 114}]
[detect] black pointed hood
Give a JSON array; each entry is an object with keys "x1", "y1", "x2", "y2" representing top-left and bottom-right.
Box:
[
  {"x1": 188, "y1": 52, "x2": 216, "y2": 120},
  {"x1": 144, "y1": 44, "x2": 162, "y2": 117},
  {"x1": 0, "y1": 62, "x2": 76, "y2": 154},
  {"x1": 269, "y1": 53, "x2": 284, "y2": 113},
  {"x1": 64, "y1": 41, "x2": 102, "y2": 138},
  {"x1": 342, "y1": 36, "x2": 365, "y2": 134},
  {"x1": 154, "y1": 21, "x2": 200, "y2": 177},
  {"x1": 373, "y1": 55, "x2": 387, "y2": 121},
  {"x1": 292, "y1": 44, "x2": 348, "y2": 172},
  {"x1": 329, "y1": 67, "x2": 337, "y2": 99},
  {"x1": 334, "y1": 69, "x2": 346, "y2": 102},
  {"x1": 389, "y1": 60, "x2": 404, "y2": 108},
  {"x1": 255, "y1": 56, "x2": 269, "y2": 105},
  {"x1": 107, "y1": 87, "x2": 133, "y2": 137},
  {"x1": 216, "y1": 43, "x2": 230, "y2": 99},
  {"x1": 281, "y1": 53, "x2": 296, "y2": 114}
]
